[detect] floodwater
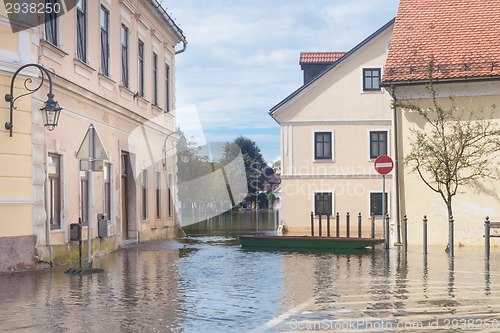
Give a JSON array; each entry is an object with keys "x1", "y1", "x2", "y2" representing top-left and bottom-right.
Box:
[{"x1": 1, "y1": 210, "x2": 500, "y2": 332}]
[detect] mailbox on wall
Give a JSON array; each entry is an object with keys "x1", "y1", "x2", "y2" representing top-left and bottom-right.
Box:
[
  {"x1": 98, "y1": 214, "x2": 108, "y2": 238},
  {"x1": 70, "y1": 223, "x2": 82, "y2": 241}
]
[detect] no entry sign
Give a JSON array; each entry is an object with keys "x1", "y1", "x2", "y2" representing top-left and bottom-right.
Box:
[{"x1": 374, "y1": 155, "x2": 393, "y2": 175}]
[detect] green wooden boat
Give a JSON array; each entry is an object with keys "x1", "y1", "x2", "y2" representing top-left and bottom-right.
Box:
[{"x1": 239, "y1": 235, "x2": 385, "y2": 250}]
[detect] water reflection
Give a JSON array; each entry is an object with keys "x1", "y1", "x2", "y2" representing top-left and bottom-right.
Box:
[{"x1": 1, "y1": 210, "x2": 500, "y2": 332}]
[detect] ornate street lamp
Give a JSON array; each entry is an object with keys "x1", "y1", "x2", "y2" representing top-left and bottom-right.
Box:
[
  {"x1": 163, "y1": 130, "x2": 191, "y2": 169},
  {"x1": 4, "y1": 64, "x2": 62, "y2": 137}
]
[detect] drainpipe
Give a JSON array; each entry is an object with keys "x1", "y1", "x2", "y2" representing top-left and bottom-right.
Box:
[
  {"x1": 390, "y1": 84, "x2": 401, "y2": 244},
  {"x1": 150, "y1": 0, "x2": 188, "y2": 55}
]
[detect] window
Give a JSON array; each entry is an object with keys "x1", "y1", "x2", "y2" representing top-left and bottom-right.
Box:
[
  {"x1": 45, "y1": 0, "x2": 58, "y2": 45},
  {"x1": 142, "y1": 169, "x2": 148, "y2": 220},
  {"x1": 314, "y1": 192, "x2": 332, "y2": 216},
  {"x1": 104, "y1": 164, "x2": 111, "y2": 220},
  {"x1": 48, "y1": 154, "x2": 61, "y2": 229},
  {"x1": 370, "y1": 131, "x2": 388, "y2": 159},
  {"x1": 155, "y1": 171, "x2": 161, "y2": 219},
  {"x1": 370, "y1": 192, "x2": 389, "y2": 217},
  {"x1": 165, "y1": 64, "x2": 170, "y2": 112},
  {"x1": 80, "y1": 171, "x2": 88, "y2": 226},
  {"x1": 363, "y1": 68, "x2": 381, "y2": 91},
  {"x1": 138, "y1": 40, "x2": 144, "y2": 97},
  {"x1": 152, "y1": 53, "x2": 158, "y2": 105},
  {"x1": 168, "y1": 174, "x2": 173, "y2": 217},
  {"x1": 76, "y1": 0, "x2": 86, "y2": 62},
  {"x1": 314, "y1": 132, "x2": 332, "y2": 160},
  {"x1": 100, "y1": 6, "x2": 110, "y2": 76},
  {"x1": 121, "y1": 25, "x2": 129, "y2": 87}
]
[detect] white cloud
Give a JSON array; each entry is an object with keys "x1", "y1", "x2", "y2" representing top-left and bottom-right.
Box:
[{"x1": 165, "y1": 0, "x2": 399, "y2": 163}]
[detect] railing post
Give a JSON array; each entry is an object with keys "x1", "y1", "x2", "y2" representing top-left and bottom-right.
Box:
[
  {"x1": 327, "y1": 215, "x2": 331, "y2": 237},
  {"x1": 384, "y1": 213, "x2": 390, "y2": 250},
  {"x1": 449, "y1": 215, "x2": 454, "y2": 257},
  {"x1": 403, "y1": 215, "x2": 408, "y2": 252},
  {"x1": 423, "y1": 215, "x2": 428, "y2": 254},
  {"x1": 485, "y1": 216, "x2": 490, "y2": 260},
  {"x1": 371, "y1": 213, "x2": 375, "y2": 238},
  {"x1": 310, "y1": 212, "x2": 314, "y2": 237},
  {"x1": 346, "y1": 212, "x2": 350, "y2": 238},
  {"x1": 358, "y1": 213, "x2": 362, "y2": 238},
  {"x1": 319, "y1": 214, "x2": 322, "y2": 237},
  {"x1": 336, "y1": 212, "x2": 340, "y2": 237}
]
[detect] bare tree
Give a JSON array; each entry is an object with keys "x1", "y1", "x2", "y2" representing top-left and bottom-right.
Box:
[{"x1": 395, "y1": 57, "x2": 500, "y2": 247}]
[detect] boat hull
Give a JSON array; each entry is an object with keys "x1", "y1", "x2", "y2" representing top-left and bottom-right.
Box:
[{"x1": 239, "y1": 235, "x2": 385, "y2": 250}]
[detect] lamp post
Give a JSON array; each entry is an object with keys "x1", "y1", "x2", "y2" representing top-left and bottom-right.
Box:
[
  {"x1": 162, "y1": 130, "x2": 191, "y2": 170},
  {"x1": 4, "y1": 64, "x2": 62, "y2": 136}
]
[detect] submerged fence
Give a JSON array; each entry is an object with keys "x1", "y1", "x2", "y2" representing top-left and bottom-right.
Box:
[{"x1": 310, "y1": 212, "x2": 384, "y2": 239}]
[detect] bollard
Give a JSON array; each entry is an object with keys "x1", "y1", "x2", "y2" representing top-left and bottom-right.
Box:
[
  {"x1": 449, "y1": 215, "x2": 454, "y2": 257},
  {"x1": 319, "y1": 215, "x2": 322, "y2": 237},
  {"x1": 384, "y1": 213, "x2": 390, "y2": 250},
  {"x1": 371, "y1": 213, "x2": 375, "y2": 238},
  {"x1": 423, "y1": 215, "x2": 428, "y2": 255},
  {"x1": 358, "y1": 213, "x2": 362, "y2": 238},
  {"x1": 310, "y1": 212, "x2": 314, "y2": 237},
  {"x1": 336, "y1": 212, "x2": 340, "y2": 237},
  {"x1": 327, "y1": 215, "x2": 331, "y2": 237},
  {"x1": 346, "y1": 212, "x2": 350, "y2": 238},
  {"x1": 485, "y1": 216, "x2": 490, "y2": 260},
  {"x1": 403, "y1": 215, "x2": 408, "y2": 253}
]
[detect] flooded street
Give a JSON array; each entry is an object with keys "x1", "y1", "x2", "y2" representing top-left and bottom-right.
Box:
[{"x1": 1, "y1": 210, "x2": 500, "y2": 332}]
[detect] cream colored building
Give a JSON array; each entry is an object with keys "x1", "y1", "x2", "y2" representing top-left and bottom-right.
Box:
[
  {"x1": 0, "y1": 5, "x2": 39, "y2": 271},
  {"x1": 0, "y1": 0, "x2": 186, "y2": 271},
  {"x1": 270, "y1": 20, "x2": 396, "y2": 237},
  {"x1": 383, "y1": 0, "x2": 500, "y2": 246}
]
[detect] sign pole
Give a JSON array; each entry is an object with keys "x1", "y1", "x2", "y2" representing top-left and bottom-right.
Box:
[
  {"x1": 374, "y1": 155, "x2": 393, "y2": 250},
  {"x1": 383, "y1": 174, "x2": 388, "y2": 249},
  {"x1": 87, "y1": 126, "x2": 94, "y2": 268}
]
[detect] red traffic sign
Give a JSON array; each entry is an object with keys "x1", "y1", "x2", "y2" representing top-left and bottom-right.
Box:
[{"x1": 374, "y1": 155, "x2": 393, "y2": 175}]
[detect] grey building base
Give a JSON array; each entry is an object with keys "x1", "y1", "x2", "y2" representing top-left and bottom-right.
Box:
[{"x1": 0, "y1": 235, "x2": 36, "y2": 273}]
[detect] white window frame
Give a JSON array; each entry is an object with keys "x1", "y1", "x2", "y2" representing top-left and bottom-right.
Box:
[
  {"x1": 75, "y1": 0, "x2": 88, "y2": 63},
  {"x1": 312, "y1": 129, "x2": 335, "y2": 162},
  {"x1": 368, "y1": 191, "x2": 390, "y2": 217},
  {"x1": 312, "y1": 191, "x2": 335, "y2": 216},
  {"x1": 360, "y1": 66, "x2": 384, "y2": 93},
  {"x1": 367, "y1": 129, "x2": 390, "y2": 161}
]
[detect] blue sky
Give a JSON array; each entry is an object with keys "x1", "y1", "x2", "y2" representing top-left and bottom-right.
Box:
[{"x1": 164, "y1": 0, "x2": 400, "y2": 164}]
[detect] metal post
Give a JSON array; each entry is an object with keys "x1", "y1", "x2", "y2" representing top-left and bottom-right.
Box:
[
  {"x1": 319, "y1": 215, "x2": 322, "y2": 237},
  {"x1": 358, "y1": 213, "x2": 362, "y2": 238},
  {"x1": 382, "y1": 174, "x2": 386, "y2": 236},
  {"x1": 385, "y1": 213, "x2": 390, "y2": 250},
  {"x1": 327, "y1": 215, "x2": 330, "y2": 237},
  {"x1": 371, "y1": 213, "x2": 375, "y2": 238},
  {"x1": 423, "y1": 215, "x2": 428, "y2": 255},
  {"x1": 78, "y1": 217, "x2": 82, "y2": 268},
  {"x1": 336, "y1": 212, "x2": 340, "y2": 237},
  {"x1": 449, "y1": 215, "x2": 454, "y2": 257},
  {"x1": 310, "y1": 212, "x2": 314, "y2": 237},
  {"x1": 403, "y1": 215, "x2": 408, "y2": 252},
  {"x1": 346, "y1": 212, "x2": 350, "y2": 238},
  {"x1": 86, "y1": 126, "x2": 95, "y2": 268},
  {"x1": 485, "y1": 216, "x2": 490, "y2": 260}
]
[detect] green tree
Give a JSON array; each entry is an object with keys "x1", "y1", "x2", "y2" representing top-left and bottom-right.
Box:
[
  {"x1": 272, "y1": 160, "x2": 281, "y2": 170},
  {"x1": 221, "y1": 136, "x2": 266, "y2": 202},
  {"x1": 395, "y1": 57, "x2": 500, "y2": 248}
]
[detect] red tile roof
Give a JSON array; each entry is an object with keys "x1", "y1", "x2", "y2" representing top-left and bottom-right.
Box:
[
  {"x1": 383, "y1": 0, "x2": 500, "y2": 83},
  {"x1": 299, "y1": 52, "x2": 346, "y2": 64}
]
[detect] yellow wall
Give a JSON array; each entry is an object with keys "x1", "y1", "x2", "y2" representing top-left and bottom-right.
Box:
[
  {"x1": 274, "y1": 26, "x2": 395, "y2": 233},
  {"x1": 396, "y1": 84, "x2": 500, "y2": 246},
  {"x1": 0, "y1": 72, "x2": 34, "y2": 237}
]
